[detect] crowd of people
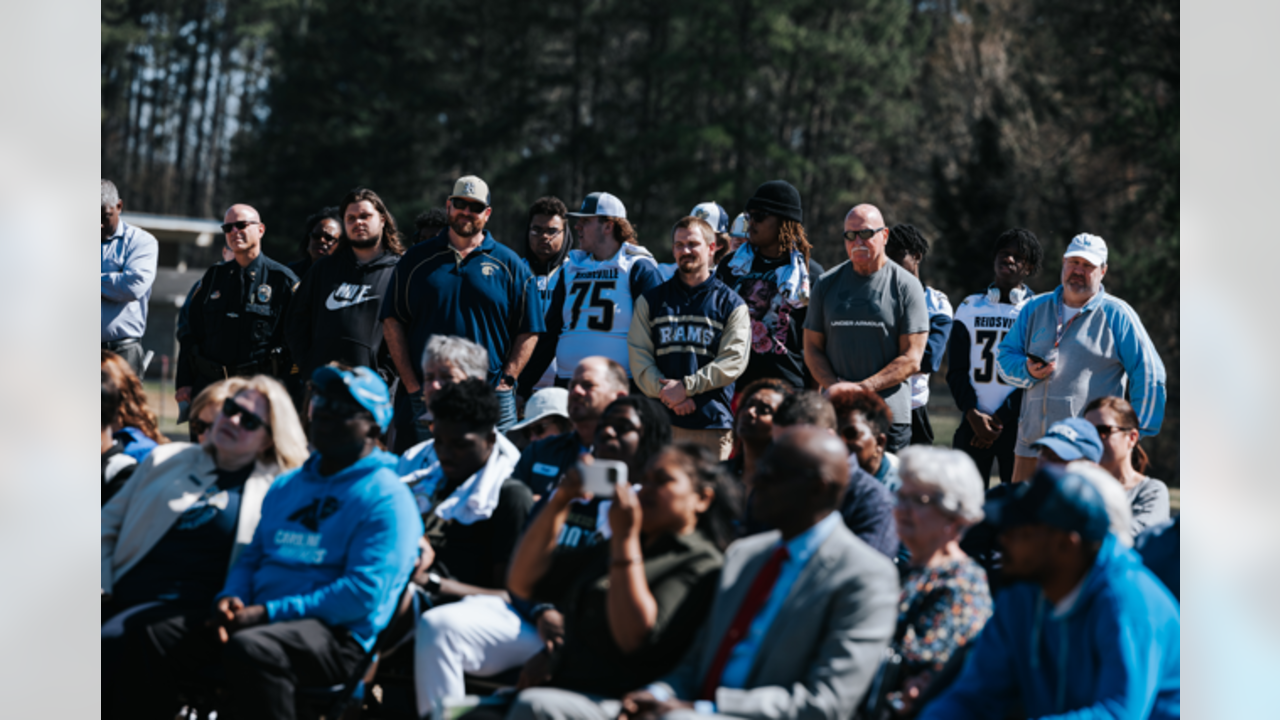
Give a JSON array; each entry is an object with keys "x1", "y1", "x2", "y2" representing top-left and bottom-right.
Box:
[{"x1": 101, "y1": 174, "x2": 1179, "y2": 719}]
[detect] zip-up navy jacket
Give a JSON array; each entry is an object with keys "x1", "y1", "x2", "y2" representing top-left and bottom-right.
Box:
[{"x1": 628, "y1": 274, "x2": 751, "y2": 430}]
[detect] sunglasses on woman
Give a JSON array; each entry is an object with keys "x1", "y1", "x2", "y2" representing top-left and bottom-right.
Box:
[
  {"x1": 222, "y1": 398, "x2": 269, "y2": 432},
  {"x1": 450, "y1": 197, "x2": 488, "y2": 214},
  {"x1": 310, "y1": 228, "x2": 339, "y2": 242},
  {"x1": 1094, "y1": 424, "x2": 1134, "y2": 439},
  {"x1": 189, "y1": 417, "x2": 212, "y2": 440}
]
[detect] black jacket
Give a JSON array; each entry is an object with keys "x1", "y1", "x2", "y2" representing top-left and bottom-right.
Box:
[
  {"x1": 177, "y1": 252, "x2": 298, "y2": 390},
  {"x1": 285, "y1": 244, "x2": 400, "y2": 380}
]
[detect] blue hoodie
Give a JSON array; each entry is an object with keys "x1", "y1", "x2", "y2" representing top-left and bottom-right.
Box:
[
  {"x1": 919, "y1": 534, "x2": 1179, "y2": 720},
  {"x1": 219, "y1": 449, "x2": 424, "y2": 651}
]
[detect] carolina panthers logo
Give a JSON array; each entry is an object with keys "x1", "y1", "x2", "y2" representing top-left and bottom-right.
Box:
[{"x1": 288, "y1": 496, "x2": 341, "y2": 531}]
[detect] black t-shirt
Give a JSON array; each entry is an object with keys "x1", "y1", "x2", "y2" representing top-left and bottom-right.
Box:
[
  {"x1": 716, "y1": 254, "x2": 824, "y2": 389},
  {"x1": 112, "y1": 464, "x2": 253, "y2": 607},
  {"x1": 426, "y1": 477, "x2": 535, "y2": 589}
]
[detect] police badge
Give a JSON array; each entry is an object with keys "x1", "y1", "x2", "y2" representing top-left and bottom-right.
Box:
[{"x1": 257, "y1": 284, "x2": 272, "y2": 303}]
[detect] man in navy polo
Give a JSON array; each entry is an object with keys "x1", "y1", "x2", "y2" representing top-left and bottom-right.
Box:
[
  {"x1": 380, "y1": 175, "x2": 544, "y2": 436},
  {"x1": 629, "y1": 216, "x2": 751, "y2": 459}
]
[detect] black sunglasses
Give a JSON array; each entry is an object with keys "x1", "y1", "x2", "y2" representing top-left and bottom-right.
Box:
[
  {"x1": 747, "y1": 209, "x2": 771, "y2": 224},
  {"x1": 844, "y1": 228, "x2": 886, "y2": 242},
  {"x1": 450, "y1": 197, "x2": 488, "y2": 214},
  {"x1": 222, "y1": 397, "x2": 269, "y2": 432},
  {"x1": 1094, "y1": 424, "x2": 1133, "y2": 439},
  {"x1": 221, "y1": 220, "x2": 261, "y2": 234},
  {"x1": 310, "y1": 228, "x2": 339, "y2": 242},
  {"x1": 189, "y1": 417, "x2": 212, "y2": 441}
]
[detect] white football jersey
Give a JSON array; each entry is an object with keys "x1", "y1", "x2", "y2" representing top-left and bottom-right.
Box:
[
  {"x1": 909, "y1": 286, "x2": 953, "y2": 409},
  {"x1": 556, "y1": 245, "x2": 658, "y2": 378},
  {"x1": 953, "y1": 287, "x2": 1031, "y2": 414}
]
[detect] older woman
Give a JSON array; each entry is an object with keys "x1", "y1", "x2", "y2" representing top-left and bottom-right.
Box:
[
  {"x1": 101, "y1": 375, "x2": 308, "y2": 718},
  {"x1": 881, "y1": 446, "x2": 993, "y2": 717},
  {"x1": 102, "y1": 349, "x2": 168, "y2": 461},
  {"x1": 507, "y1": 441, "x2": 741, "y2": 717},
  {"x1": 1083, "y1": 396, "x2": 1171, "y2": 535},
  {"x1": 186, "y1": 377, "x2": 250, "y2": 443},
  {"x1": 403, "y1": 334, "x2": 490, "y2": 446}
]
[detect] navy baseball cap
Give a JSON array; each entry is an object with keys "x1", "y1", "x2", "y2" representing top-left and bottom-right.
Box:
[
  {"x1": 1031, "y1": 417, "x2": 1103, "y2": 463},
  {"x1": 690, "y1": 202, "x2": 730, "y2": 234},
  {"x1": 568, "y1": 192, "x2": 627, "y2": 219},
  {"x1": 984, "y1": 465, "x2": 1110, "y2": 541},
  {"x1": 311, "y1": 365, "x2": 394, "y2": 432}
]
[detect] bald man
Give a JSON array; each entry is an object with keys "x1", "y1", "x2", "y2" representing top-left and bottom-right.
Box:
[
  {"x1": 804, "y1": 204, "x2": 928, "y2": 452},
  {"x1": 510, "y1": 426, "x2": 899, "y2": 720},
  {"x1": 176, "y1": 204, "x2": 299, "y2": 402}
]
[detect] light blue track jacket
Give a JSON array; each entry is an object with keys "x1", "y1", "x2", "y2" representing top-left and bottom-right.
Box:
[
  {"x1": 996, "y1": 286, "x2": 1165, "y2": 442},
  {"x1": 219, "y1": 449, "x2": 424, "y2": 651},
  {"x1": 919, "y1": 534, "x2": 1180, "y2": 720}
]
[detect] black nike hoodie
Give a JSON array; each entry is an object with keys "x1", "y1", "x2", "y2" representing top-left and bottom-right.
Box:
[{"x1": 285, "y1": 243, "x2": 400, "y2": 380}]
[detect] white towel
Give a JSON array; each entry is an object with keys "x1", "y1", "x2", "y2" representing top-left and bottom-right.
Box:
[
  {"x1": 400, "y1": 433, "x2": 523, "y2": 525},
  {"x1": 725, "y1": 243, "x2": 810, "y2": 306}
]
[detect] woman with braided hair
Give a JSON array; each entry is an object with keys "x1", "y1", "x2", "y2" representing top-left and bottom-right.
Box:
[{"x1": 714, "y1": 180, "x2": 824, "y2": 391}]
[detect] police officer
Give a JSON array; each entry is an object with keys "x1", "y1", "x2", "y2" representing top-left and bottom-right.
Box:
[{"x1": 175, "y1": 204, "x2": 299, "y2": 405}]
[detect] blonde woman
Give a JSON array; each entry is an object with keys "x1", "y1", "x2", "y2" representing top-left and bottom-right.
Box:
[{"x1": 101, "y1": 375, "x2": 307, "y2": 718}]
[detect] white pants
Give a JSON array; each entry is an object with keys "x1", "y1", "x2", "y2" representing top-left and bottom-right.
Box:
[{"x1": 414, "y1": 594, "x2": 543, "y2": 716}]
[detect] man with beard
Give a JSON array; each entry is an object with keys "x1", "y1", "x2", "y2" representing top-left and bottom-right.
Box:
[
  {"x1": 381, "y1": 175, "x2": 544, "y2": 435},
  {"x1": 285, "y1": 188, "x2": 404, "y2": 383},
  {"x1": 629, "y1": 216, "x2": 750, "y2": 459},
  {"x1": 996, "y1": 233, "x2": 1166, "y2": 483},
  {"x1": 804, "y1": 203, "x2": 928, "y2": 453},
  {"x1": 524, "y1": 191, "x2": 663, "y2": 387},
  {"x1": 510, "y1": 356, "x2": 630, "y2": 498},
  {"x1": 176, "y1": 204, "x2": 299, "y2": 404},
  {"x1": 715, "y1": 180, "x2": 823, "y2": 391},
  {"x1": 205, "y1": 365, "x2": 421, "y2": 720},
  {"x1": 518, "y1": 196, "x2": 575, "y2": 395}
]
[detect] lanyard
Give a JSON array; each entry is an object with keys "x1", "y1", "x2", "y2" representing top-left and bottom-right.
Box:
[{"x1": 1055, "y1": 300, "x2": 1082, "y2": 348}]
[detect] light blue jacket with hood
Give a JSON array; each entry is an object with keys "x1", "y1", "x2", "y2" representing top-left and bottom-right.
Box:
[{"x1": 918, "y1": 534, "x2": 1179, "y2": 719}]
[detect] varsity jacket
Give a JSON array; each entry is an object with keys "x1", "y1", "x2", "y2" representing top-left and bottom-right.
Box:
[
  {"x1": 628, "y1": 274, "x2": 751, "y2": 430},
  {"x1": 285, "y1": 244, "x2": 400, "y2": 380},
  {"x1": 996, "y1": 286, "x2": 1166, "y2": 446}
]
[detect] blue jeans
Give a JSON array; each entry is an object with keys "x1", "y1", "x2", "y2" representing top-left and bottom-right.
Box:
[{"x1": 409, "y1": 392, "x2": 433, "y2": 446}]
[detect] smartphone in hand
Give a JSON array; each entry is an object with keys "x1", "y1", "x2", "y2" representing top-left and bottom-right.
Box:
[{"x1": 579, "y1": 459, "x2": 628, "y2": 498}]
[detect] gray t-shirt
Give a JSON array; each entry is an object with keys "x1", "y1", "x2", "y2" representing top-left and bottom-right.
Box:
[
  {"x1": 1126, "y1": 476, "x2": 1171, "y2": 536},
  {"x1": 806, "y1": 260, "x2": 929, "y2": 424}
]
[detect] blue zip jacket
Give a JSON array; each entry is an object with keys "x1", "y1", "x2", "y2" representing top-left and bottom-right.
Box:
[
  {"x1": 996, "y1": 286, "x2": 1166, "y2": 441},
  {"x1": 919, "y1": 534, "x2": 1180, "y2": 720},
  {"x1": 219, "y1": 449, "x2": 424, "y2": 651}
]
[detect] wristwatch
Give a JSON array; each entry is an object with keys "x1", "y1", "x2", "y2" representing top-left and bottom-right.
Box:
[
  {"x1": 424, "y1": 572, "x2": 443, "y2": 595},
  {"x1": 501, "y1": 373, "x2": 517, "y2": 389}
]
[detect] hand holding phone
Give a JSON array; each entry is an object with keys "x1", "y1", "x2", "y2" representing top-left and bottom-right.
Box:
[{"x1": 579, "y1": 459, "x2": 628, "y2": 498}]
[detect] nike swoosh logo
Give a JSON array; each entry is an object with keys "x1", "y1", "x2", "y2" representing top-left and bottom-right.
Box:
[{"x1": 325, "y1": 286, "x2": 377, "y2": 310}]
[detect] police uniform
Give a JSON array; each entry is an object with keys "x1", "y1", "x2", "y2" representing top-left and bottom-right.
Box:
[{"x1": 176, "y1": 253, "x2": 299, "y2": 397}]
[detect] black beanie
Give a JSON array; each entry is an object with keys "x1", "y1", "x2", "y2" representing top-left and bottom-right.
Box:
[{"x1": 745, "y1": 180, "x2": 803, "y2": 225}]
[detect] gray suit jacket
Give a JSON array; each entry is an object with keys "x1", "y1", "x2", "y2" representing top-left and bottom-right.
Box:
[{"x1": 653, "y1": 518, "x2": 899, "y2": 720}]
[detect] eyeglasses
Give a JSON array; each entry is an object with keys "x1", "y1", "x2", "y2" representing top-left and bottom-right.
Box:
[
  {"x1": 844, "y1": 228, "x2": 886, "y2": 242},
  {"x1": 222, "y1": 398, "x2": 269, "y2": 432},
  {"x1": 189, "y1": 417, "x2": 212, "y2": 440},
  {"x1": 310, "y1": 391, "x2": 369, "y2": 418},
  {"x1": 894, "y1": 491, "x2": 937, "y2": 510},
  {"x1": 747, "y1": 210, "x2": 772, "y2": 224},
  {"x1": 529, "y1": 225, "x2": 564, "y2": 237},
  {"x1": 310, "y1": 228, "x2": 339, "y2": 242},
  {"x1": 450, "y1": 197, "x2": 488, "y2": 214},
  {"x1": 1093, "y1": 424, "x2": 1134, "y2": 439},
  {"x1": 221, "y1": 220, "x2": 261, "y2": 234}
]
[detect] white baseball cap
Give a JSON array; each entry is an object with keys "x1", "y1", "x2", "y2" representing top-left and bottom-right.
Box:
[
  {"x1": 508, "y1": 387, "x2": 570, "y2": 432},
  {"x1": 729, "y1": 212, "x2": 749, "y2": 238},
  {"x1": 690, "y1": 202, "x2": 730, "y2": 233},
  {"x1": 449, "y1": 175, "x2": 491, "y2": 206},
  {"x1": 568, "y1": 192, "x2": 627, "y2": 219},
  {"x1": 1064, "y1": 233, "x2": 1108, "y2": 266}
]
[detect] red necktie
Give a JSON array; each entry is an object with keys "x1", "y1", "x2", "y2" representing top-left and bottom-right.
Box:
[{"x1": 698, "y1": 544, "x2": 790, "y2": 700}]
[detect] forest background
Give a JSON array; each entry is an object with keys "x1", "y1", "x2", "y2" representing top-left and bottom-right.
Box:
[{"x1": 100, "y1": 0, "x2": 1179, "y2": 482}]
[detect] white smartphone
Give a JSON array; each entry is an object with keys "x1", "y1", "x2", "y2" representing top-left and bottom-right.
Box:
[{"x1": 579, "y1": 459, "x2": 628, "y2": 498}]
